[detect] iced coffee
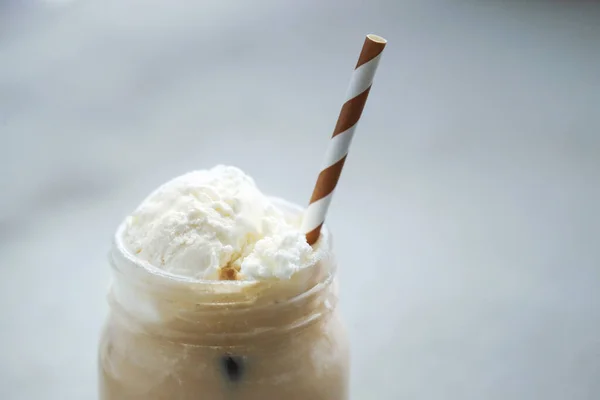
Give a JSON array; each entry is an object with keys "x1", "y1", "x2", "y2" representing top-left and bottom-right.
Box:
[{"x1": 98, "y1": 166, "x2": 349, "y2": 399}]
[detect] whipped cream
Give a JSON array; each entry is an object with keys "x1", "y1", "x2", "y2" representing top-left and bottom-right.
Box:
[{"x1": 123, "y1": 165, "x2": 315, "y2": 280}]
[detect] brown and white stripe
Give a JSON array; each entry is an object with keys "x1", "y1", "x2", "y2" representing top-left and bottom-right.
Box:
[{"x1": 302, "y1": 34, "x2": 387, "y2": 245}]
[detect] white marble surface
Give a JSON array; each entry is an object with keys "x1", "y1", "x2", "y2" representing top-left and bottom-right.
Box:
[{"x1": 1, "y1": 1, "x2": 599, "y2": 399}]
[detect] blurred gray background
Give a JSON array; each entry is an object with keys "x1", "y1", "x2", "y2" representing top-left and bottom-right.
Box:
[{"x1": 1, "y1": 0, "x2": 599, "y2": 399}]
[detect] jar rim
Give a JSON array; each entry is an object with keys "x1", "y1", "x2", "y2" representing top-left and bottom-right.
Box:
[{"x1": 110, "y1": 197, "x2": 334, "y2": 296}]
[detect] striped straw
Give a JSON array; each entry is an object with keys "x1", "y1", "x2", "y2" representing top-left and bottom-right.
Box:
[{"x1": 302, "y1": 34, "x2": 387, "y2": 245}]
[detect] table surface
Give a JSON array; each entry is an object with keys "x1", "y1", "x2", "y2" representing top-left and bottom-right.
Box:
[{"x1": 1, "y1": 1, "x2": 599, "y2": 399}]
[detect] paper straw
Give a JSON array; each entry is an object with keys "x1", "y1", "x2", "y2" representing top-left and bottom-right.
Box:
[{"x1": 302, "y1": 34, "x2": 387, "y2": 245}]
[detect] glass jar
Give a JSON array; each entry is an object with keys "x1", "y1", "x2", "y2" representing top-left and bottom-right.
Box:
[{"x1": 98, "y1": 199, "x2": 349, "y2": 400}]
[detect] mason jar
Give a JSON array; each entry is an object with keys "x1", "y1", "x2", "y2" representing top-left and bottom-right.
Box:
[{"x1": 98, "y1": 199, "x2": 349, "y2": 400}]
